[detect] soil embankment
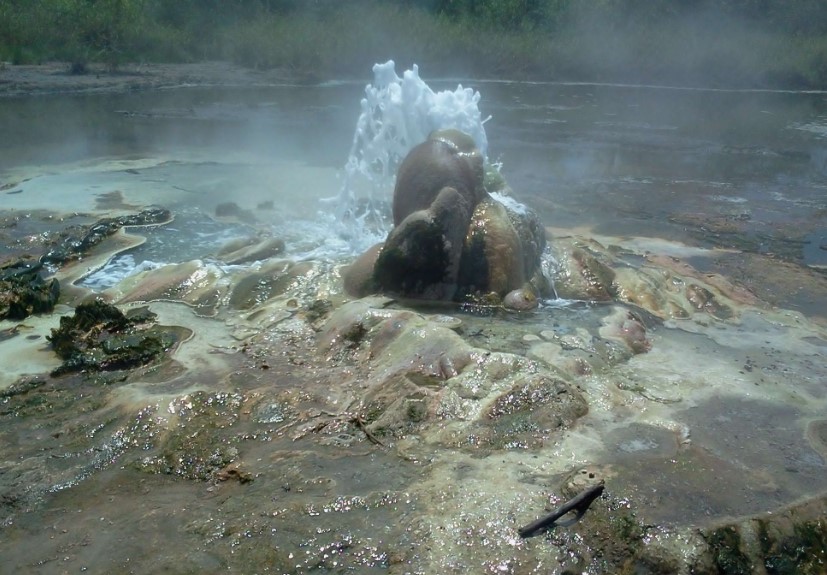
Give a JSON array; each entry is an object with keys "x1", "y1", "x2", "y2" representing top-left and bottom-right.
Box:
[{"x1": 0, "y1": 61, "x2": 298, "y2": 98}]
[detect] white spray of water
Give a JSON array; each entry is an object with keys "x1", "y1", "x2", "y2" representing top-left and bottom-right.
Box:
[
  {"x1": 328, "y1": 60, "x2": 491, "y2": 245},
  {"x1": 81, "y1": 255, "x2": 163, "y2": 291}
]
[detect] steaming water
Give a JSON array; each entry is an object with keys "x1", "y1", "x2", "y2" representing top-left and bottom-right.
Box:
[
  {"x1": 333, "y1": 61, "x2": 489, "y2": 224},
  {"x1": 2, "y1": 66, "x2": 827, "y2": 572},
  {"x1": 68, "y1": 61, "x2": 492, "y2": 287}
]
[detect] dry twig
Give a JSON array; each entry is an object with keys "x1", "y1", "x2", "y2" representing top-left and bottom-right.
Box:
[{"x1": 518, "y1": 481, "x2": 605, "y2": 538}]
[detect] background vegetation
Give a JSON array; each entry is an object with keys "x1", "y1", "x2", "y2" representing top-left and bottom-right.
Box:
[{"x1": 1, "y1": 0, "x2": 826, "y2": 88}]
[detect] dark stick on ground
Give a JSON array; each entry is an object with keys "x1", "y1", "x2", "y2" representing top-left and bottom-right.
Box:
[
  {"x1": 352, "y1": 415, "x2": 385, "y2": 447},
  {"x1": 518, "y1": 481, "x2": 605, "y2": 538}
]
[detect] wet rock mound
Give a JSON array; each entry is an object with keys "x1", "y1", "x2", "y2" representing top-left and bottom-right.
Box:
[
  {"x1": 47, "y1": 299, "x2": 179, "y2": 375},
  {"x1": 0, "y1": 259, "x2": 60, "y2": 320},
  {"x1": 345, "y1": 129, "x2": 550, "y2": 307}
]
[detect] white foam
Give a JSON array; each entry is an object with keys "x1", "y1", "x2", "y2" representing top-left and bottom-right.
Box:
[
  {"x1": 330, "y1": 60, "x2": 491, "y2": 236},
  {"x1": 490, "y1": 191, "x2": 528, "y2": 215},
  {"x1": 80, "y1": 255, "x2": 164, "y2": 291}
]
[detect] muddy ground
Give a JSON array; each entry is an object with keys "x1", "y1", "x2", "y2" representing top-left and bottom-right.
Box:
[{"x1": 0, "y1": 61, "x2": 301, "y2": 98}]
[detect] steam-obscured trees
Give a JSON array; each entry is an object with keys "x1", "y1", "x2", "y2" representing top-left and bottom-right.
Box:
[
  {"x1": 1, "y1": 0, "x2": 826, "y2": 87},
  {"x1": 415, "y1": 0, "x2": 827, "y2": 34}
]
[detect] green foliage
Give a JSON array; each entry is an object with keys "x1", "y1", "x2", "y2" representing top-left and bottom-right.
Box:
[
  {"x1": 0, "y1": 0, "x2": 826, "y2": 88},
  {"x1": 435, "y1": 0, "x2": 556, "y2": 30},
  {"x1": 0, "y1": 0, "x2": 148, "y2": 67}
]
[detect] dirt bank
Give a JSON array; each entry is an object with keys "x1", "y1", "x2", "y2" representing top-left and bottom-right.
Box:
[{"x1": 0, "y1": 61, "x2": 301, "y2": 97}]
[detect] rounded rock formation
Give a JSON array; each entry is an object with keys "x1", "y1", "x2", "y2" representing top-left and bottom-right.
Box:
[{"x1": 344, "y1": 129, "x2": 551, "y2": 305}]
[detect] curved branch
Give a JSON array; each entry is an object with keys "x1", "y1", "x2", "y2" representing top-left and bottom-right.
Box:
[{"x1": 518, "y1": 481, "x2": 605, "y2": 538}]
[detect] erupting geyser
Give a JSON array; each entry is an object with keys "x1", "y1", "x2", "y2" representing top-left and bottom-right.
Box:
[
  {"x1": 339, "y1": 62, "x2": 551, "y2": 307},
  {"x1": 333, "y1": 60, "x2": 489, "y2": 226}
]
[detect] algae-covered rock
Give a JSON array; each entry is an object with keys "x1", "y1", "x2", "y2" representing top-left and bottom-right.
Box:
[
  {"x1": 0, "y1": 259, "x2": 60, "y2": 320},
  {"x1": 47, "y1": 299, "x2": 179, "y2": 375},
  {"x1": 705, "y1": 526, "x2": 753, "y2": 574},
  {"x1": 39, "y1": 207, "x2": 171, "y2": 267},
  {"x1": 698, "y1": 497, "x2": 827, "y2": 575}
]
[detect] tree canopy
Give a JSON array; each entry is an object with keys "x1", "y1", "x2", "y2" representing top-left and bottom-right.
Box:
[{"x1": 1, "y1": 0, "x2": 826, "y2": 87}]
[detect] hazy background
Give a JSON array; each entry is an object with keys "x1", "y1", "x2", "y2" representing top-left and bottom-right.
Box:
[{"x1": 2, "y1": 0, "x2": 827, "y2": 88}]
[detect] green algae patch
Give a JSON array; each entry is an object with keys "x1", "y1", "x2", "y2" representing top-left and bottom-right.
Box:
[
  {"x1": 757, "y1": 516, "x2": 827, "y2": 575},
  {"x1": 705, "y1": 526, "x2": 753, "y2": 575},
  {"x1": 0, "y1": 259, "x2": 60, "y2": 320},
  {"x1": 541, "y1": 489, "x2": 649, "y2": 574},
  {"x1": 695, "y1": 496, "x2": 827, "y2": 575},
  {"x1": 47, "y1": 299, "x2": 181, "y2": 376}
]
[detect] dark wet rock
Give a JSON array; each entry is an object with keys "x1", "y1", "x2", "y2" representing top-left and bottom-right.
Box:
[
  {"x1": 345, "y1": 130, "x2": 550, "y2": 304},
  {"x1": 342, "y1": 243, "x2": 383, "y2": 298},
  {"x1": 215, "y1": 201, "x2": 256, "y2": 223},
  {"x1": 553, "y1": 244, "x2": 617, "y2": 301},
  {"x1": 134, "y1": 391, "x2": 242, "y2": 480},
  {"x1": 0, "y1": 259, "x2": 60, "y2": 320},
  {"x1": 685, "y1": 283, "x2": 733, "y2": 319},
  {"x1": 0, "y1": 376, "x2": 47, "y2": 401},
  {"x1": 375, "y1": 185, "x2": 469, "y2": 299},
  {"x1": 457, "y1": 196, "x2": 548, "y2": 300},
  {"x1": 215, "y1": 462, "x2": 254, "y2": 484},
  {"x1": 704, "y1": 526, "x2": 753, "y2": 574},
  {"x1": 391, "y1": 128, "x2": 485, "y2": 227},
  {"x1": 47, "y1": 299, "x2": 179, "y2": 376},
  {"x1": 698, "y1": 497, "x2": 827, "y2": 575},
  {"x1": 304, "y1": 298, "x2": 333, "y2": 323},
  {"x1": 218, "y1": 236, "x2": 285, "y2": 264},
  {"x1": 39, "y1": 207, "x2": 171, "y2": 267},
  {"x1": 215, "y1": 235, "x2": 259, "y2": 256},
  {"x1": 227, "y1": 261, "x2": 309, "y2": 310},
  {"x1": 503, "y1": 287, "x2": 539, "y2": 310}
]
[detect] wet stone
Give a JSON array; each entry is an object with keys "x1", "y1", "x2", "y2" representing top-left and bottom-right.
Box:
[
  {"x1": 39, "y1": 207, "x2": 171, "y2": 267},
  {"x1": 698, "y1": 496, "x2": 827, "y2": 575},
  {"x1": 0, "y1": 259, "x2": 60, "y2": 320},
  {"x1": 47, "y1": 299, "x2": 181, "y2": 376},
  {"x1": 254, "y1": 401, "x2": 291, "y2": 424},
  {"x1": 134, "y1": 391, "x2": 243, "y2": 481}
]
